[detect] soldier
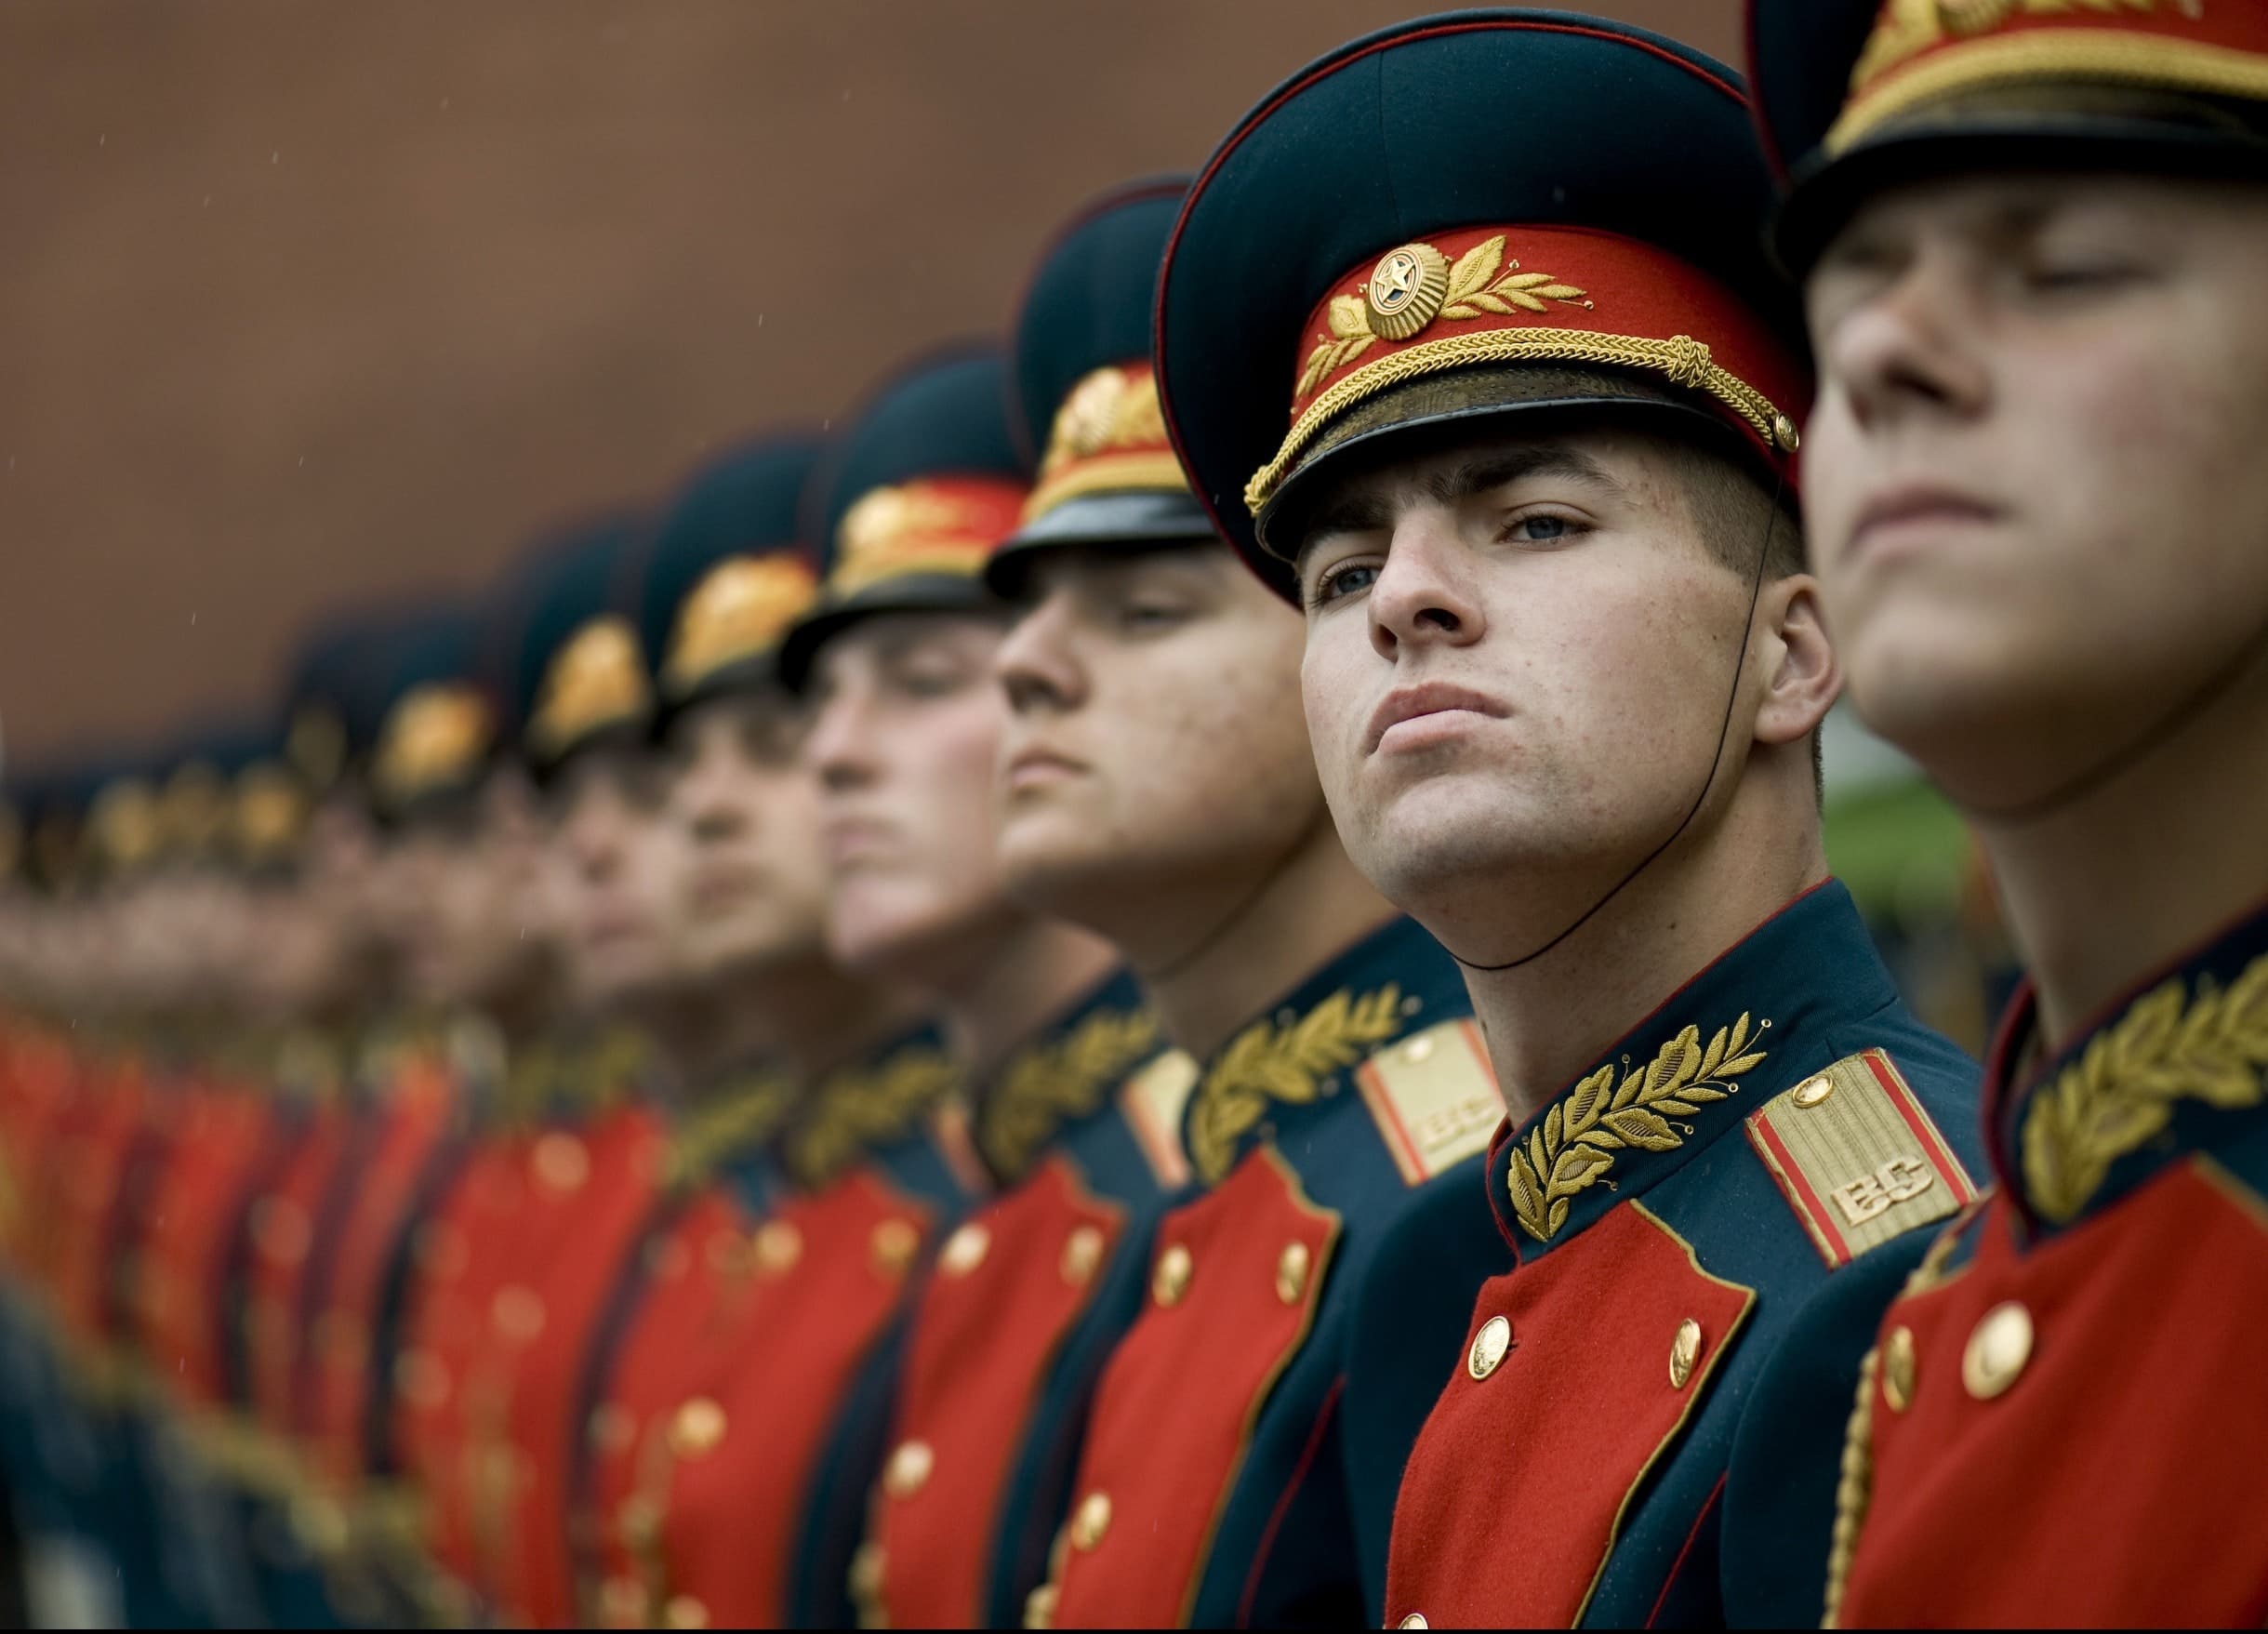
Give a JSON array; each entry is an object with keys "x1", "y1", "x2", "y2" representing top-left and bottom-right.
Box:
[
  {"x1": 620, "y1": 349, "x2": 1136, "y2": 1631},
  {"x1": 557, "y1": 435, "x2": 928, "y2": 1627},
  {"x1": 972, "y1": 180, "x2": 1500, "y2": 1629},
  {"x1": 850, "y1": 185, "x2": 1227, "y2": 1630},
  {"x1": 1152, "y1": 11, "x2": 1984, "y2": 1626},
  {"x1": 1748, "y1": 2, "x2": 2268, "y2": 1624}
]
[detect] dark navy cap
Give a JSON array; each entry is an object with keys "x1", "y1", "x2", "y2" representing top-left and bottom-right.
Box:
[
  {"x1": 497, "y1": 511, "x2": 654, "y2": 777},
  {"x1": 1752, "y1": 0, "x2": 2268, "y2": 276},
  {"x1": 776, "y1": 348, "x2": 1030, "y2": 692},
  {"x1": 1156, "y1": 9, "x2": 1810, "y2": 602},
  {"x1": 987, "y1": 178, "x2": 1214, "y2": 594},
  {"x1": 635, "y1": 436, "x2": 828, "y2": 721}
]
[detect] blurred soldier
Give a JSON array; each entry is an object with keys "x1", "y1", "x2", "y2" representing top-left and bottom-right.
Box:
[
  {"x1": 382, "y1": 523, "x2": 680, "y2": 1630},
  {"x1": 564, "y1": 435, "x2": 930, "y2": 1627},
  {"x1": 1750, "y1": 2, "x2": 2268, "y2": 1624},
  {"x1": 948, "y1": 179, "x2": 1496, "y2": 1629},
  {"x1": 621, "y1": 349, "x2": 1132, "y2": 1631},
  {"x1": 1152, "y1": 12, "x2": 1983, "y2": 1626},
  {"x1": 850, "y1": 187, "x2": 1251, "y2": 1631}
]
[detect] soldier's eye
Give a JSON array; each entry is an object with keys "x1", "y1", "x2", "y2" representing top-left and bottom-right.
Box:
[
  {"x1": 1504, "y1": 512, "x2": 1583, "y2": 545},
  {"x1": 1306, "y1": 562, "x2": 1379, "y2": 611}
]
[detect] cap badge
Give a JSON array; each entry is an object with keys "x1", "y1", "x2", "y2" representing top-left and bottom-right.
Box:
[
  {"x1": 1302, "y1": 235, "x2": 1592, "y2": 402},
  {"x1": 1365, "y1": 243, "x2": 1451, "y2": 339}
]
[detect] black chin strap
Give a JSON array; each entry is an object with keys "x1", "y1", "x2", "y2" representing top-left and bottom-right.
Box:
[
  {"x1": 1143, "y1": 797, "x2": 1335, "y2": 984},
  {"x1": 1957, "y1": 610, "x2": 2268, "y2": 826},
  {"x1": 1450, "y1": 468, "x2": 1785, "y2": 974}
]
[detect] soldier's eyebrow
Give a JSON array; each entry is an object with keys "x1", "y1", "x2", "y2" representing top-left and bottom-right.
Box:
[{"x1": 1293, "y1": 443, "x2": 1626, "y2": 569}]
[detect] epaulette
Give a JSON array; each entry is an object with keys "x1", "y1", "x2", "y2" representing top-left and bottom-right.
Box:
[
  {"x1": 1354, "y1": 1016, "x2": 1502, "y2": 1186},
  {"x1": 1744, "y1": 1048, "x2": 1979, "y2": 1269}
]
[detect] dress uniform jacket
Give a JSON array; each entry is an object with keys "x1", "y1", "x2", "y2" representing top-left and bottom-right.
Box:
[
  {"x1": 861, "y1": 968, "x2": 1192, "y2": 1628},
  {"x1": 1381, "y1": 881, "x2": 1981, "y2": 1628},
  {"x1": 1038, "y1": 914, "x2": 1502, "y2": 1627},
  {"x1": 634, "y1": 1024, "x2": 981, "y2": 1629},
  {"x1": 1823, "y1": 896, "x2": 2268, "y2": 1627}
]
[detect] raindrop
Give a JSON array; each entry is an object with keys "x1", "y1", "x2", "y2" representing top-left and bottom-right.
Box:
[
  {"x1": 272, "y1": 151, "x2": 281, "y2": 165},
  {"x1": 98, "y1": 134, "x2": 105, "y2": 148},
  {"x1": 203, "y1": 195, "x2": 211, "y2": 208},
  {"x1": 191, "y1": 612, "x2": 199, "y2": 626}
]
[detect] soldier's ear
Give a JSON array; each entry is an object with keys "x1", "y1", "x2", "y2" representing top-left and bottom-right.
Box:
[{"x1": 1751, "y1": 574, "x2": 1840, "y2": 751}]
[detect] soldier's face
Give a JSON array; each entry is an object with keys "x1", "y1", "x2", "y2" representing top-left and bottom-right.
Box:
[
  {"x1": 547, "y1": 749, "x2": 683, "y2": 1011},
  {"x1": 1293, "y1": 427, "x2": 1774, "y2": 926},
  {"x1": 993, "y1": 545, "x2": 1324, "y2": 940},
  {"x1": 1805, "y1": 172, "x2": 2268, "y2": 808},
  {"x1": 802, "y1": 613, "x2": 1019, "y2": 983},
  {"x1": 391, "y1": 776, "x2": 549, "y2": 1009},
  {"x1": 662, "y1": 691, "x2": 831, "y2": 982}
]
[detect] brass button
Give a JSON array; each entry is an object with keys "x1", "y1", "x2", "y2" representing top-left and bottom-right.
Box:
[
  {"x1": 669, "y1": 1396, "x2": 727, "y2": 1460},
  {"x1": 1669, "y1": 1317, "x2": 1703, "y2": 1390},
  {"x1": 534, "y1": 1131, "x2": 590, "y2": 1192},
  {"x1": 1153, "y1": 1243, "x2": 1193, "y2": 1307},
  {"x1": 616, "y1": 1494, "x2": 660, "y2": 1548},
  {"x1": 1070, "y1": 1489, "x2": 1112, "y2": 1551},
  {"x1": 1883, "y1": 1325, "x2": 1917, "y2": 1413},
  {"x1": 940, "y1": 1222, "x2": 990, "y2": 1278},
  {"x1": 1962, "y1": 1300, "x2": 2033, "y2": 1401},
  {"x1": 1399, "y1": 1617, "x2": 1430, "y2": 1630},
  {"x1": 1275, "y1": 1242, "x2": 1312, "y2": 1304},
  {"x1": 1467, "y1": 1314, "x2": 1512, "y2": 1382},
  {"x1": 1401, "y1": 1033, "x2": 1435, "y2": 1064},
  {"x1": 752, "y1": 1219, "x2": 802, "y2": 1276},
  {"x1": 1791, "y1": 1076, "x2": 1833, "y2": 1109},
  {"x1": 598, "y1": 1574, "x2": 648, "y2": 1626},
  {"x1": 1772, "y1": 411, "x2": 1801, "y2": 453},
  {"x1": 849, "y1": 1539, "x2": 885, "y2": 1601},
  {"x1": 1026, "y1": 1583, "x2": 1060, "y2": 1628},
  {"x1": 871, "y1": 1217, "x2": 921, "y2": 1277},
  {"x1": 492, "y1": 1284, "x2": 546, "y2": 1342},
  {"x1": 587, "y1": 1402, "x2": 636, "y2": 1454},
  {"x1": 663, "y1": 1593, "x2": 709, "y2": 1628},
  {"x1": 393, "y1": 1348, "x2": 448, "y2": 1408},
  {"x1": 1060, "y1": 1224, "x2": 1106, "y2": 1286},
  {"x1": 884, "y1": 1438, "x2": 935, "y2": 1498}
]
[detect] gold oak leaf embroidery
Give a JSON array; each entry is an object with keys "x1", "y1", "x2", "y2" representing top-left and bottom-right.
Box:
[
  {"x1": 663, "y1": 1071, "x2": 799, "y2": 1191},
  {"x1": 1292, "y1": 237, "x2": 1594, "y2": 405},
  {"x1": 1506, "y1": 1012, "x2": 1769, "y2": 1243},
  {"x1": 978, "y1": 1009, "x2": 1162, "y2": 1183},
  {"x1": 1187, "y1": 986, "x2": 1407, "y2": 1183},
  {"x1": 2022, "y1": 950, "x2": 2268, "y2": 1223},
  {"x1": 1437, "y1": 234, "x2": 1590, "y2": 321},
  {"x1": 788, "y1": 1047, "x2": 961, "y2": 1188},
  {"x1": 1295, "y1": 297, "x2": 1378, "y2": 403}
]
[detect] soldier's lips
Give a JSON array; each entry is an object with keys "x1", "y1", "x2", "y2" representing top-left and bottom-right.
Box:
[
  {"x1": 1365, "y1": 682, "x2": 1509, "y2": 756},
  {"x1": 1845, "y1": 482, "x2": 2002, "y2": 565},
  {"x1": 1004, "y1": 747, "x2": 1088, "y2": 792}
]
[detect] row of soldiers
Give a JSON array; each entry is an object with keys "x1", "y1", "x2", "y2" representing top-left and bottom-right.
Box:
[{"x1": 2, "y1": 3, "x2": 2263, "y2": 1627}]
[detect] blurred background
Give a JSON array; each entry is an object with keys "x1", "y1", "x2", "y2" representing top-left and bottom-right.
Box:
[
  {"x1": 0, "y1": 0, "x2": 1992, "y2": 1037},
  {"x1": 1, "y1": 0, "x2": 1744, "y2": 768}
]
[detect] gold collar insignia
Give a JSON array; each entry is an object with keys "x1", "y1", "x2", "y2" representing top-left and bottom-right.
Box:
[
  {"x1": 786, "y1": 1043, "x2": 962, "y2": 1189},
  {"x1": 1187, "y1": 986, "x2": 1408, "y2": 1185},
  {"x1": 1507, "y1": 1012, "x2": 1770, "y2": 1243},
  {"x1": 976, "y1": 1007, "x2": 1161, "y2": 1183}
]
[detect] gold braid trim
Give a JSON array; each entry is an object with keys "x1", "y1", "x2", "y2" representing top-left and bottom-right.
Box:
[
  {"x1": 1823, "y1": 1344, "x2": 1880, "y2": 1628},
  {"x1": 787, "y1": 1045, "x2": 962, "y2": 1189},
  {"x1": 1021, "y1": 451, "x2": 1192, "y2": 526},
  {"x1": 2022, "y1": 950, "x2": 2268, "y2": 1222},
  {"x1": 1831, "y1": 25, "x2": 2268, "y2": 155},
  {"x1": 1506, "y1": 1014, "x2": 1770, "y2": 1243},
  {"x1": 976, "y1": 1009, "x2": 1162, "y2": 1183},
  {"x1": 1187, "y1": 987, "x2": 1406, "y2": 1184},
  {"x1": 1246, "y1": 330, "x2": 1791, "y2": 518},
  {"x1": 663, "y1": 1070, "x2": 799, "y2": 1190}
]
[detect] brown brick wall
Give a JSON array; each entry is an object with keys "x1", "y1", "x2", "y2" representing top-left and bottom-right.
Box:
[{"x1": 0, "y1": 0, "x2": 1738, "y2": 769}]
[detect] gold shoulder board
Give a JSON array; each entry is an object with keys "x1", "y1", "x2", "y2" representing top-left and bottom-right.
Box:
[
  {"x1": 1117, "y1": 1049, "x2": 1199, "y2": 1189},
  {"x1": 1744, "y1": 1048, "x2": 1979, "y2": 1269},
  {"x1": 1353, "y1": 1017, "x2": 1502, "y2": 1187}
]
